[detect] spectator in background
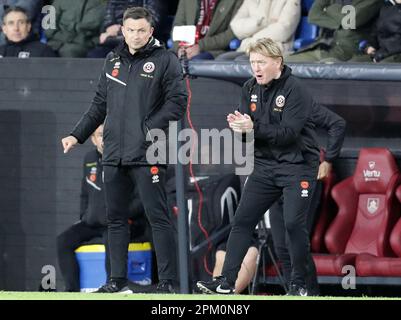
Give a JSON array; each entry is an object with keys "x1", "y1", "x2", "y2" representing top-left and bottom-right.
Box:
[
  {"x1": 172, "y1": 0, "x2": 243, "y2": 60},
  {"x1": 45, "y1": 0, "x2": 105, "y2": 57},
  {"x1": 217, "y1": 0, "x2": 301, "y2": 60},
  {"x1": 167, "y1": 0, "x2": 179, "y2": 15},
  {"x1": 351, "y1": 0, "x2": 401, "y2": 63},
  {"x1": 0, "y1": 6, "x2": 56, "y2": 57},
  {"x1": 286, "y1": 0, "x2": 383, "y2": 63},
  {"x1": 57, "y1": 125, "x2": 150, "y2": 292},
  {"x1": 87, "y1": 0, "x2": 167, "y2": 58},
  {"x1": 0, "y1": 0, "x2": 43, "y2": 46}
]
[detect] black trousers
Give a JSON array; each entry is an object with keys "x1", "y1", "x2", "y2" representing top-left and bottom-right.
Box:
[
  {"x1": 103, "y1": 165, "x2": 176, "y2": 282},
  {"x1": 221, "y1": 167, "x2": 316, "y2": 288},
  {"x1": 269, "y1": 180, "x2": 322, "y2": 293},
  {"x1": 57, "y1": 221, "x2": 107, "y2": 292}
]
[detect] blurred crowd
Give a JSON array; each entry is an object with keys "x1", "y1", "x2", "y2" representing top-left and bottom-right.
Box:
[{"x1": 0, "y1": 0, "x2": 399, "y2": 63}]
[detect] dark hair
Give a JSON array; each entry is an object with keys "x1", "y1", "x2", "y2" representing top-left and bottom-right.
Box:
[
  {"x1": 123, "y1": 6, "x2": 154, "y2": 27},
  {"x1": 2, "y1": 6, "x2": 30, "y2": 25}
]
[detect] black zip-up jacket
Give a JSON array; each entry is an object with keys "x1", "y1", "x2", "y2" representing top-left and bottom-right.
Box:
[
  {"x1": 0, "y1": 33, "x2": 57, "y2": 58},
  {"x1": 80, "y1": 149, "x2": 146, "y2": 226},
  {"x1": 312, "y1": 103, "x2": 346, "y2": 162},
  {"x1": 239, "y1": 65, "x2": 320, "y2": 172},
  {"x1": 71, "y1": 37, "x2": 187, "y2": 165},
  {"x1": 367, "y1": 2, "x2": 401, "y2": 61}
]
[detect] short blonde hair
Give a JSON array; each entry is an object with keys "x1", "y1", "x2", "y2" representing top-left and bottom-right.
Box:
[{"x1": 246, "y1": 38, "x2": 284, "y2": 69}]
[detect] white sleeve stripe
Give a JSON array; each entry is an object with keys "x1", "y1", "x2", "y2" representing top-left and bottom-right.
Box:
[
  {"x1": 86, "y1": 177, "x2": 102, "y2": 190},
  {"x1": 106, "y1": 73, "x2": 127, "y2": 86}
]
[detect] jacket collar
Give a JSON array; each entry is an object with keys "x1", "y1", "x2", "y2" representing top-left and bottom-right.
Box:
[
  {"x1": 113, "y1": 36, "x2": 163, "y2": 60},
  {"x1": 5, "y1": 32, "x2": 37, "y2": 46},
  {"x1": 249, "y1": 65, "x2": 292, "y2": 91}
]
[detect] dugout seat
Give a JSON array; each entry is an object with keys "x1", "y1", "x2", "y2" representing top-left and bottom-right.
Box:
[
  {"x1": 313, "y1": 148, "x2": 401, "y2": 276},
  {"x1": 354, "y1": 185, "x2": 401, "y2": 277}
]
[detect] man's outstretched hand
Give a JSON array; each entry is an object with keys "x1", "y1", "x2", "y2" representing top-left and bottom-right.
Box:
[{"x1": 61, "y1": 136, "x2": 78, "y2": 154}]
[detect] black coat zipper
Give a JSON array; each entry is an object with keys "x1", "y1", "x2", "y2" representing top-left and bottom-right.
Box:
[{"x1": 120, "y1": 63, "x2": 132, "y2": 162}]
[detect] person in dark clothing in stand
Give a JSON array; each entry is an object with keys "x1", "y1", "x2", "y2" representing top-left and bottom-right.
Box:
[
  {"x1": 197, "y1": 37, "x2": 320, "y2": 296},
  {"x1": 352, "y1": 0, "x2": 401, "y2": 63},
  {"x1": 0, "y1": 0, "x2": 43, "y2": 46},
  {"x1": 57, "y1": 125, "x2": 150, "y2": 292},
  {"x1": 269, "y1": 103, "x2": 346, "y2": 296},
  {"x1": 0, "y1": 6, "x2": 56, "y2": 58},
  {"x1": 61, "y1": 7, "x2": 187, "y2": 294}
]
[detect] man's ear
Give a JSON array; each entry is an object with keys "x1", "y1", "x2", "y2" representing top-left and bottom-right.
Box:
[{"x1": 27, "y1": 22, "x2": 32, "y2": 33}]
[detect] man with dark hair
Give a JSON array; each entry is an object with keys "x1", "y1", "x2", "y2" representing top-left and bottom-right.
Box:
[
  {"x1": 0, "y1": 0, "x2": 43, "y2": 46},
  {"x1": 57, "y1": 125, "x2": 150, "y2": 292},
  {"x1": 0, "y1": 6, "x2": 56, "y2": 57},
  {"x1": 61, "y1": 6, "x2": 187, "y2": 294},
  {"x1": 87, "y1": 0, "x2": 168, "y2": 58}
]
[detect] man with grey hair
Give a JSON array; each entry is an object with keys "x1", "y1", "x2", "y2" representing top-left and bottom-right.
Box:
[{"x1": 197, "y1": 37, "x2": 320, "y2": 296}]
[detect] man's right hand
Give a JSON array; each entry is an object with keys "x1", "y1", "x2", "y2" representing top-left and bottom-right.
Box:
[{"x1": 62, "y1": 135, "x2": 78, "y2": 154}]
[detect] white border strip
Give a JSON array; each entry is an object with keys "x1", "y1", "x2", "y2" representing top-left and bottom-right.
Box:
[
  {"x1": 86, "y1": 177, "x2": 102, "y2": 191},
  {"x1": 106, "y1": 73, "x2": 127, "y2": 86}
]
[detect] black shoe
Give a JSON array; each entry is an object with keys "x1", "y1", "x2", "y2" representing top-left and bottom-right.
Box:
[
  {"x1": 156, "y1": 280, "x2": 175, "y2": 294},
  {"x1": 196, "y1": 276, "x2": 235, "y2": 294},
  {"x1": 286, "y1": 283, "x2": 308, "y2": 296},
  {"x1": 128, "y1": 281, "x2": 157, "y2": 293},
  {"x1": 94, "y1": 280, "x2": 133, "y2": 294}
]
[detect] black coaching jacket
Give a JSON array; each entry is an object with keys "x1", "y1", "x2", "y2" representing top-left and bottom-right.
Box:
[
  {"x1": 311, "y1": 103, "x2": 346, "y2": 163},
  {"x1": 71, "y1": 37, "x2": 188, "y2": 166},
  {"x1": 239, "y1": 65, "x2": 321, "y2": 172},
  {"x1": 368, "y1": 1, "x2": 401, "y2": 62}
]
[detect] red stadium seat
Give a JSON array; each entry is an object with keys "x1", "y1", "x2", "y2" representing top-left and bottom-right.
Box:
[
  {"x1": 355, "y1": 185, "x2": 401, "y2": 277},
  {"x1": 313, "y1": 148, "x2": 401, "y2": 276},
  {"x1": 390, "y1": 186, "x2": 401, "y2": 256}
]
